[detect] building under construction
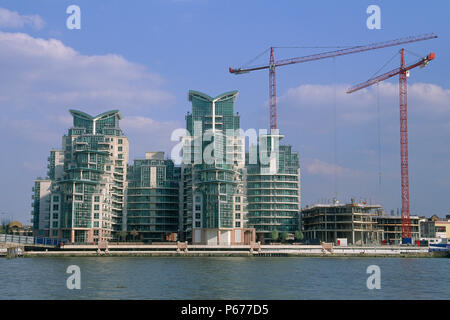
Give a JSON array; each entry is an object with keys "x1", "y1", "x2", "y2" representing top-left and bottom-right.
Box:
[
  {"x1": 301, "y1": 200, "x2": 384, "y2": 245},
  {"x1": 373, "y1": 214, "x2": 420, "y2": 245}
]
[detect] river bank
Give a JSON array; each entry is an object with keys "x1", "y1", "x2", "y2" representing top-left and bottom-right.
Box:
[{"x1": 14, "y1": 243, "x2": 448, "y2": 258}]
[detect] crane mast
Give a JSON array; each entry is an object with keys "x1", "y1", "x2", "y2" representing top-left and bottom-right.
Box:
[
  {"x1": 269, "y1": 47, "x2": 277, "y2": 130},
  {"x1": 399, "y1": 49, "x2": 411, "y2": 241},
  {"x1": 347, "y1": 49, "x2": 435, "y2": 243}
]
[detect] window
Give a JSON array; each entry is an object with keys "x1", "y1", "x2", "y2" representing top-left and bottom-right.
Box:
[
  {"x1": 195, "y1": 221, "x2": 201, "y2": 228},
  {"x1": 94, "y1": 196, "x2": 100, "y2": 203},
  {"x1": 93, "y1": 230, "x2": 99, "y2": 236},
  {"x1": 235, "y1": 222, "x2": 241, "y2": 228},
  {"x1": 118, "y1": 146, "x2": 123, "y2": 152},
  {"x1": 53, "y1": 204, "x2": 59, "y2": 211},
  {"x1": 94, "y1": 204, "x2": 100, "y2": 211},
  {"x1": 52, "y1": 230, "x2": 58, "y2": 236},
  {"x1": 94, "y1": 213, "x2": 99, "y2": 219},
  {"x1": 235, "y1": 213, "x2": 240, "y2": 220},
  {"x1": 118, "y1": 154, "x2": 123, "y2": 159},
  {"x1": 74, "y1": 195, "x2": 83, "y2": 201},
  {"x1": 195, "y1": 213, "x2": 201, "y2": 219},
  {"x1": 118, "y1": 139, "x2": 123, "y2": 144},
  {"x1": 195, "y1": 205, "x2": 201, "y2": 211},
  {"x1": 235, "y1": 197, "x2": 240, "y2": 202},
  {"x1": 53, "y1": 196, "x2": 59, "y2": 202},
  {"x1": 52, "y1": 221, "x2": 58, "y2": 228},
  {"x1": 94, "y1": 221, "x2": 99, "y2": 228},
  {"x1": 53, "y1": 213, "x2": 58, "y2": 219},
  {"x1": 235, "y1": 205, "x2": 241, "y2": 211}
]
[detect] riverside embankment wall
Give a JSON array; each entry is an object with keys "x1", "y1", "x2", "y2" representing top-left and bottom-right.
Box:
[{"x1": 20, "y1": 244, "x2": 446, "y2": 258}]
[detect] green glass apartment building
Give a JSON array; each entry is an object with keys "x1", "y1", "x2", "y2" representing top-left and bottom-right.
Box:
[
  {"x1": 246, "y1": 134, "x2": 301, "y2": 242},
  {"x1": 32, "y1": 92, "x2": 300, "y2": 245},
  {"x1": 127, "y1": 152, "x2": 180, "y2": 242},
  {"x1": 34, "y1": 110, "x2": 129, "y2": 243},
  {"x1": 181, "y1": 90, "x2": 252, "y2": 244}
]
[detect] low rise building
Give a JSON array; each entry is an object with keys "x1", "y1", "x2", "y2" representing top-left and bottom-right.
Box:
[
  {"x1": 302, "y1": 200, "x2": 383, "y2": 245},
  {"x1": 373, "y1": 214, "x2": 420, "y2": 245},
  {"x1": 420, "y1": 218, "x2": 450, "y2": 243}
]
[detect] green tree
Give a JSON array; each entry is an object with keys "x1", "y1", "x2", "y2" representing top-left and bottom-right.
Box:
[
  {"x1": 130, "y1": 229, "x2": 139, "y2": 241},
  {"x1": 271, "y1": 230, "x2": 279, "y2": 242},
  {"x1": 0, "y1": 219, "x2": 10, "y2": 235},
  {"x1": 118, "y1": 231, "x2": 127, "y2": 242},
  {"x1": 295, "y1": 231, "x2": 304, "y2": 242},
  {"x1": 280, "y1": 232, "x2": 289, "y2": 242}
]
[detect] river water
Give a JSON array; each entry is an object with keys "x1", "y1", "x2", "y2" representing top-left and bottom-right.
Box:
[{"x1": 1, "y1": 257, "x2": 449, "y2": 299}]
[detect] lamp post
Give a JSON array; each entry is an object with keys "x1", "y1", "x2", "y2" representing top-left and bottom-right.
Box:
[
  {"x1": 0, "y1": 212, "x2": 8, "y2": 222},
  {"x1": 217, "y1": 183, "x2": 221, "y2": 229},
  {"x1": 1, "y1": 212, "x2": 8, "y2": 234}
]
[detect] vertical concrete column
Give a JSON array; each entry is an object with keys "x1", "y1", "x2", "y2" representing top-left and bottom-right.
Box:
[{"x1": 201, "y1": 229, "x2": 206, "y2": 245}]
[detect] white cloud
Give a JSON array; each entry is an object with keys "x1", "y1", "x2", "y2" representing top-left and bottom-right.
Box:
[
  {"x1": 0, "y1": 7, "x2": 45, "y2": 30},
  {"x1": 279, "y1": 82, "x2": 450, "y2": 125},
  {"x1": 0, "y1": 31, "x2": 174, "y2": 113},
  {"x1": 121, "y1": 116, "x2": 182, "y2": 160},
  {"x1": 305, "y1": 158, "x2": 361, "y2": 177},
  {"x1": 408, "y1": 82, "x2": 450, "y2": 113},
  {"x1": 282, "y1": 83, "x2": 374, "y2": 108}
]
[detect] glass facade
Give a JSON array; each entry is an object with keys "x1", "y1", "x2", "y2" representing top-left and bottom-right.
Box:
[
  {"x1": 181, "y1": 90, "x2": 247, "y2": 242},
  {"x1": 246, "y1": 136, "x2": 301, "y2": 241},
  {"x1": 32, "y1": 97, "x2": 301, "y2": 245},
  {"x1": 33, "y1": 110, "x2": 129, "y2": 243},
  {"x1": 127, "y1": 153, "x2": 180, "y2": 242}
]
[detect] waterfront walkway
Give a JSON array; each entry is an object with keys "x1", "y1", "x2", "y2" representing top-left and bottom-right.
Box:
[
  {"x1": 19, "y1": 241, "x2": 440, "y2": 258},
  {"x1": 1, "y1": 235, "x2": 442, "y2": 258}
]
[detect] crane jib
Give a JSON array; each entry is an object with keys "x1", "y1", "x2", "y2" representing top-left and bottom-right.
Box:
[
  {"x1": 229, "y1": 33, "x2": 437, "y2": 73},
  {"x1": 347, "y1": 53, "x2": 435, "y2": 94}
]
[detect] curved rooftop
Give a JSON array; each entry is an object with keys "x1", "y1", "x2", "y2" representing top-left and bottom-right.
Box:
[
  {"x1": 69, "y1": 109, "x2": 122, "y2": 120},
  {"x1": 188, "y1": 90, "x2": 238, "y2": 103}
]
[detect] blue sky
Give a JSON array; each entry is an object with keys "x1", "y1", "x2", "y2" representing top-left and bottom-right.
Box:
[{"x1": 0, "y1": 1, "x2": 449, "y2": 224}]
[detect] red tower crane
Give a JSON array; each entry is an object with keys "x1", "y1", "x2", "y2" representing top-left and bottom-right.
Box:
[
  {"x1": 229, "y1": 33, "x2": 437, "y2": 131},
  {"x1": 347, "y1": 50, "x2": 435, "y2": 243}
]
